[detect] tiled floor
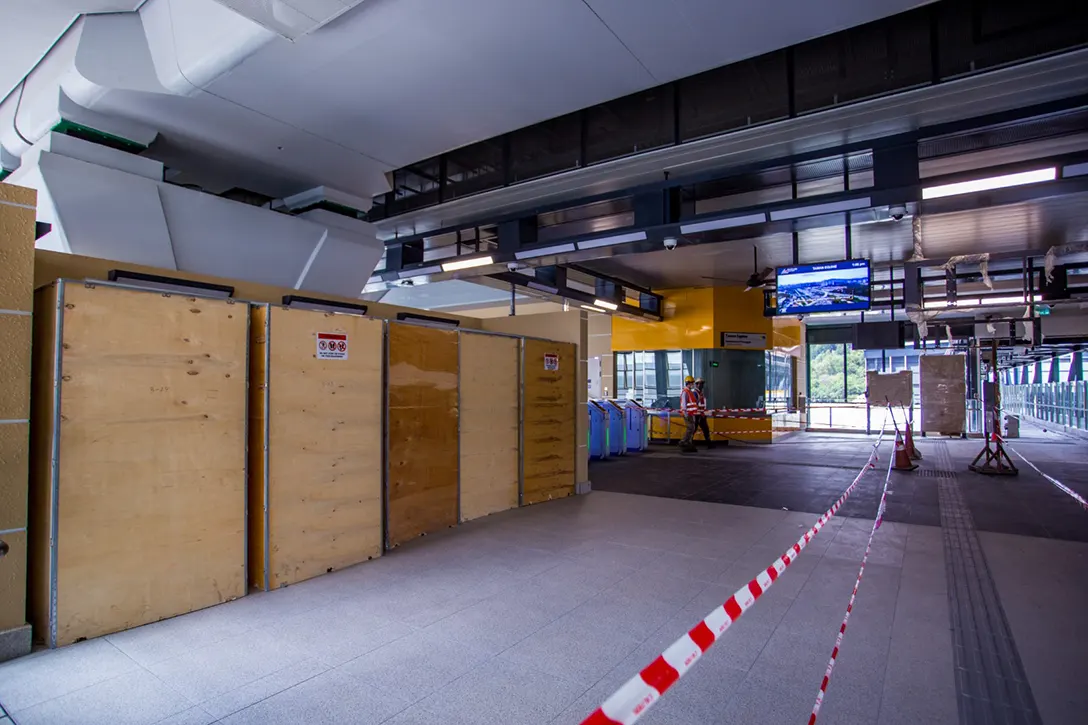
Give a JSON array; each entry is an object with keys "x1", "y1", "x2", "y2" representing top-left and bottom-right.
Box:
[{"x1": 1, "y1": 431, "x2": 1085, "y2": 724}]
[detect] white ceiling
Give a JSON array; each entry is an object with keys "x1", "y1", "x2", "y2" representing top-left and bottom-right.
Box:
[
  {"x1": 0, "y1": 1, "x2": 142, "y2": 100},
  {"x1": 209, "y1": 0, "x2": 932, "y2": 170},
  {"x1": 1, "y1": 0, "x2": 933, "y2": 204}
]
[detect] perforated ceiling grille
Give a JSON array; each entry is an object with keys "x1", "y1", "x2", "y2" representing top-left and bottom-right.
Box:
[{"x1": 919, "y1": 108, "x2": 1088, "y2": 159}]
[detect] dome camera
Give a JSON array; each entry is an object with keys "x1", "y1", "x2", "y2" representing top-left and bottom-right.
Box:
[
  {"x1": 507, "y1": 261, "x2": 520, "y2": 272},
  {"x1": 663, "y1": 236, "x2": 678, "y2": 251},
  {"x1": 889, "y1": 204, "x2": 907, "y2": 221}
]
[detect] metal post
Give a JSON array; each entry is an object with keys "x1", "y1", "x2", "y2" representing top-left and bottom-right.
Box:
[{"x1": 509, "y1": 282, "x2": 516, "y2": 316}]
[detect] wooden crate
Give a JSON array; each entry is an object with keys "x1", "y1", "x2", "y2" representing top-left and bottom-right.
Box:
[
  {"x1": 28, "y1": 282, "x2": 248, "y2": 647},
  {"x1": 249, "y1": 306, "x2": 383, "y2": 590},
  {"x1": 920, "y1": 354, "x2": 967, "y2": 434},
  {"x1": 386, "y1": 323, "x2": 459, "y2": 547},
  {"x1": 458, "y1": 332, "x2": 519, "y2": 522},
  {"x1": 521, "y1": 339, "x2": 577, "y2": 504}
]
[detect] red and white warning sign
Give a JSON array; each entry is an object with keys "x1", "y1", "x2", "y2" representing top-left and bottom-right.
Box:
[
  {"x1": 544, "y1": 353, "x2": 559, "y2": 371},
  {"x1": 316, "y1": 332, "x2": 348, "y2": 360}
]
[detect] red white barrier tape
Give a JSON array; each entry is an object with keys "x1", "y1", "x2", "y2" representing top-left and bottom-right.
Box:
[
  {"x1": 808, "y1": 420, "x2": 896, "y2": 725},
  {"x1": 1007, "y1": 446, "x2": 1088, "y2": 511},
  {"x1": 579, "y1": 424, "x2": 890, "y2": 725}
]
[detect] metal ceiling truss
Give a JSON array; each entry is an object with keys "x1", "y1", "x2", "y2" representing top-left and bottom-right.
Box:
[{"x1": 370, "y1": 100, "x2": 1088, "y2": 321}]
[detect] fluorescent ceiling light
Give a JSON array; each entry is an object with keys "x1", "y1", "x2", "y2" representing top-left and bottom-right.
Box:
[
  {"x1": 441, "y1": 255, "x2": 493, "y2": 272},
  {"x1": 769, "y1": 197, "x2": 872, "y2": 221},
  {"x1": 921, "y1": 168, "x2": 1056, "y2": 200},
  {"x1": 514, "y1": 243, "x2": 577, "y2": 260},
  {"x1": 581, "y1": 304, "x2": 607, "y2": 313},
  {"x1": 576, "y1": 231, "x2": 648, "y2": 250},
  {"x1": 594, "y1": 299, "x2": 619, "y2": 310},
  {"x1": 399, "y1": 265, "x2": 442, "y2": 278},
  {"x1": 1063, "y1": 162, "x2": 1088, "y2": 178},
  {"x1": 680, "y1": 212, "x2": 767, "y2": 235}
]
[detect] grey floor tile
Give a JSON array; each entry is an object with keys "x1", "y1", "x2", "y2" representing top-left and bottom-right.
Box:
[
  {"x1": 337, "y1": 627, "x2": 493, "y2": 703},
  {"x1": 201, "y1": 658, "x2": 329, "y2": 719},
  {"x1": 218, "y1": 669, "x2": 411, "y2": 725},
  {"x1": 417, "y1": 658, "x2": 584, "y2": 724},
  {"x1": 423, "y1": 591, "x2": 557, "y2": 654},
  {"x1": 381, "y1": 704, "x2": 474, "y2": 725},
  {"x1": 720, "y1": 669, "x2": 819, "y2": 725},
  {"x1": 150, "y1": 707, "x2": 217, "y2": 725},
  {"x1": 268, "y1": 600, "x2": 416, "y2": 667},
  {"x1": 746, "y1": 626, "x2": 837, "y2": 685},
  {"x1": 638, "y1": 550, "x2": 731, "y2": 583},
  {"x1": 147, "y1": 629, "x2": 310, "y2": 704},
  {"x1": 499, "y1": 610, "x2": 642, "y2": 684},
  {"x1": 12, "y1": 669, "x2": 192, "y2": 725},
  {"x1": 0, "y1": 638, "x2": 139, "y2": 712}
]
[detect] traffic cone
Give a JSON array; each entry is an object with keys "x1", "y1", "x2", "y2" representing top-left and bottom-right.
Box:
[
  {"x1": 892, "y1": 431, "x2": 918, "y2": 472},
  {"x1": 905, "y1": 419, "x2": 922, "y2": 461}
]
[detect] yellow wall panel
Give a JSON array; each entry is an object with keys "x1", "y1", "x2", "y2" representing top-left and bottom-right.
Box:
[
  {"x1": 612, "y1": 288, "x2": 715, "y2": 351},
  {"x1": 0, "y1": 423, "x2": 29, "y2": 531}
]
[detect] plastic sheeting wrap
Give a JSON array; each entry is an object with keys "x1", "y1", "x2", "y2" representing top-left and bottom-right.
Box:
[
  {"x1": 866, "y1": 370, "x2": 913, "y2": 408},
  {"x1": 920, "y1": 355, "x2": 967, "y2": 434}
]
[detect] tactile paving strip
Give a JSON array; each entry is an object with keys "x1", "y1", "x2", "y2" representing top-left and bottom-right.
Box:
[{"x1": 934, "y1": 441, "x2": 1042, "y2": 725}]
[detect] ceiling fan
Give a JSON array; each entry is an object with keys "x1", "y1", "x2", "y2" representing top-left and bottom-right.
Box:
[{"x1": 701, "y1": 246, "x2": 774, "y2": 291}]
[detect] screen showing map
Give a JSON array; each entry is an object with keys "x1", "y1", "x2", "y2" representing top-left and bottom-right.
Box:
[{"x1": 776, "y1": 259, "x2": 871, "y2": 314}]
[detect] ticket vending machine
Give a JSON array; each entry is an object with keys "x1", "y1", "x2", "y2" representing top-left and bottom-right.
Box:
[{"x1": 588, "y1": 401, "x2": 609, "y2": 460}]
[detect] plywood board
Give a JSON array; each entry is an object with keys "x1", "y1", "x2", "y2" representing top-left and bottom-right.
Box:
[
  {"x1": 0, "y1": 530, "x2": 27, "y2": 632},
  {"x1": 867, "y1": 370, "x2": 913, "y2": 408},
  {"x1": 920, "y1": 354, "x2": 966, "y2": 434},
  {"x1": 247, "y1": 305, "x2": 269, "y2": 591},
  {"x1": 27, "y1": 284, "x2": 59, "y2": 644},
  {"x1": 386, "y1": 323, "x2": 458, "y2": 547},
  {"x1": 261, "y1": 307, "x2": 383, "y2": 587},
  {"x1": 522, "y1": 339, "x2": 576, "y2": 505},
  {"x1": 459, "y1": 332, "x2": 518, "y2": 522},
  {"x1": 51, "y1": 284, "x2": 248, "y2": 645}
]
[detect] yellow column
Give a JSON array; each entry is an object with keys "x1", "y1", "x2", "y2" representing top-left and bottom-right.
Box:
[{"x1": 0, "y1": 184, "x2": 35, "y2": 661}]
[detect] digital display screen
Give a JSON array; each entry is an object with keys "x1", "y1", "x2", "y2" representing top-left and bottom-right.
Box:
[{"x1": 776, "y1": 259, "x2": 871, "y2": 314}]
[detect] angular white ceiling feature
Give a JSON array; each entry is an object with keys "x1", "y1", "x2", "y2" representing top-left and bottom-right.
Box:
[
  {"x1": 208, "y1": 0, "x2": 656, "y2": 166},
  {"x1": 210, "y1": 0, "x2": 365, "y2": 41},
  {"x1": 583, "y1": 0, "x2": 934, "y2": 83}
]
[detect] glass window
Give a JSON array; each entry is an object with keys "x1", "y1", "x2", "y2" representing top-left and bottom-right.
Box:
[
  {"x1": 766, "y1": 351, "x2": 793, "y2": 408},
  {"x1": 808, "y1": 343, "x2": 846, "y2": 403}
]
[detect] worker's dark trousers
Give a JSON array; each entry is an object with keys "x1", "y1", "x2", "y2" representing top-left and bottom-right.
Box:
[
  {"x1": 680, "y1": 415, "x2": 698, "y2": 449},
  {"x1": 696, "y1": 415, "x2": 713, "y2": 446}
]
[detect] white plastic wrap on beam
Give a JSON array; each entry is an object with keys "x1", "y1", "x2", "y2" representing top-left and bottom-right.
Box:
[{"x1": 5, "y1": 148, "x2": 383, "y2": 298}]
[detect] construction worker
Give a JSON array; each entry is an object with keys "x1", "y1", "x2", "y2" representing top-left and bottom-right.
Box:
[
  {"x1": 695, "y1": 377, "x2": 714, "y2": 448},
  {"x1": 679, "y1": 376, "x2": 699, "y2": 453}
]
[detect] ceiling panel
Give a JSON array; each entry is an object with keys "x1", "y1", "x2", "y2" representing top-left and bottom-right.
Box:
[
  {"x1": 0, "y1": 0, "x2": 142, "y2": 98},
  {"x1": 209, "y1": 0, "x2": 655, "y2": 167},
  {"x1": 584, "y1": 0, "x2": 934, "y2": 83}
]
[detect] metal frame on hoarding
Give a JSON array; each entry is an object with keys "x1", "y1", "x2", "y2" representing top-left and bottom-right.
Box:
[{"x1": 46, "y1": 280, "x2": 66, "y2": 649}]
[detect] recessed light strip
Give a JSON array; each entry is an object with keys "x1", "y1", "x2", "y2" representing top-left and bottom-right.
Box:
[
  {"x1": 921, "y1": 168, "x2": 1056, "y2": 200},
  {"x1": 581, "y1": 304, "x2": 608, "y2": 313},
  {"x1": 680, "y1": 212, "x2": 768, "y2": 235},
  {"x1": 768, "y1": 197, "x2": 872, "y2": 221},
  {"x1": 576, "y1": 231, "x2": 648, "y2": 250},
  {"x1": 440, "y1": 255, "x2": 494, "y2": 272},
  {"x1": 514, "y1": 243, "x2": 577, "y2": 260},
  {"x1": 593, "y1": 299, "x2": 619, "y2": 310}
]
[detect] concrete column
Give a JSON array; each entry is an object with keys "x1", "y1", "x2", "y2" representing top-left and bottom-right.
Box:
[
  {"x1": 0, "y1": 183, "x2": 35, "y2": 662},
  {"x1": 587, "y1": 312, "x2": 613, "y2": 398}
]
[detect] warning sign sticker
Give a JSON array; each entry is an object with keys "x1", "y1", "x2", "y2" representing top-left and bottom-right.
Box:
[
  {"x1": 317, "y1": 332, "x2": 348, "y2": 360},
  {"x1": 544, "y1": 353, "x2": 559, "y2": 371}
]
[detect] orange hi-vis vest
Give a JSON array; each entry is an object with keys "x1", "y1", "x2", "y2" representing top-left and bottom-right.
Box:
[
  {"x1": 680, "y1": 387, "x2": 700, "y2": 415},
  {"x1": 697, "y1": 390, "x2": 707, "y2": 413}
]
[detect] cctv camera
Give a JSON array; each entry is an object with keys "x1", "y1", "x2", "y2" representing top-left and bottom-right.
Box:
[
  {"x1": 889, "y1": 204, "x2": 907, "y2": 221},
  {"x1": 507, "y1": 262, "x2": 520, "y2": 272},
  {"x1": 663, "y1": 236, "x2": 678, "y2": 251}
]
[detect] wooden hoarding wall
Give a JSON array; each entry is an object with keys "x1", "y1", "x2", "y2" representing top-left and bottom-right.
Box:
[
  {"x1": 458, "y1": 332, "x2": 519, "y2": 521},
  {"x1": 29, "y1": 282, "x2": 248, "y2": 646},
  {"x1": 521, "y1": 339, "x2": 577, "y2": 505},
  {"x1": 250, "y1": 306, "x2": 384, "y2": 589},
  {"x1": 386, "y1": 323, "x2": 459, "y2": 547}
]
